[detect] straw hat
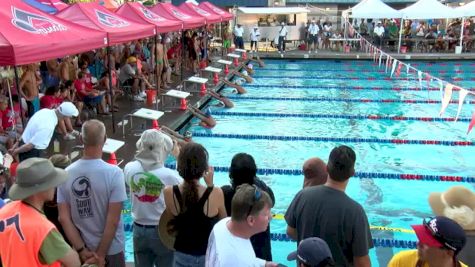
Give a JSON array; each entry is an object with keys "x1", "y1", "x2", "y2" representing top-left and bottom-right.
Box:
[
  {"x1": 8, "y1": 158, "x2": 68, "y2": 201},
  {"x1": 429, "y1": 186, "x2": 475, "y2": 231},
  {"x1": 158, "y1": 209, "x2": 177, "y2": 250}
]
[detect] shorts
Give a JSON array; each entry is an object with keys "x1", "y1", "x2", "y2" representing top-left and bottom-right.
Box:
[
  {"x1": 122, "y1": 79, "x2": 135, "y2": 87},
  {"x1": 309, "y1": 34, "x2": 318, "y2": 44},
  {"x1": 83, "y1": 94, "x2": 103, "y2": 105},
  {"x1": 223, "y1": 40, "x2": 231, "y2": 48}
]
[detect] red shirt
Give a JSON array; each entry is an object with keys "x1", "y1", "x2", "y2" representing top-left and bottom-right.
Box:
[
  {"x1": 40, "y1": 95, "x2": 60, "y2": 109},
  {"x1": 74, "y1": 78, "x2": 92, "y2": 99},
  {"x1": 1, "y1": 106, "x2": 19, "y2": 129}
]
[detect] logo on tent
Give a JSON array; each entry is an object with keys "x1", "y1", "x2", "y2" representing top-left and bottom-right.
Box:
[
  {"x1": 171, "y1": 9, "x2": 190, "y2": 19},
  {"x1": 212, "y1": 7, "x2": 224, "y2": 14},
  {"x1": 139, "y1": 7, "x2": 165, "y2": 22},
  {"x1": 95, "y1": 10, "x2": 129, "y2": 28},
  {"x1": 193, "y1": 6, "x2": 210, "y2": 16},
  {"x1": 11, "y1": 7, "x2": 67, "y2": 34}
]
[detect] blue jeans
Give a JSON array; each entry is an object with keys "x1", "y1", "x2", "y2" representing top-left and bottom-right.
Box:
[
  {"x1": 133, "y1": 224, "x2": 174, "y2": 267},
  {"x1": 174, "y1": 251, "x2": 205, "y2": 267}
]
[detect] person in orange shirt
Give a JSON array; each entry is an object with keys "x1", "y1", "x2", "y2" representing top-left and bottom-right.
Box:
[{"x1": 0, "y1": 158, "x2": 82, "y2": 267}]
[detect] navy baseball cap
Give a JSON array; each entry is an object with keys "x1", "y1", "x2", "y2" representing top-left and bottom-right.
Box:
[
  {"x1": 412, "y1": 216, "x2": 466, "y2": 253},
  {"x1": 287, "y1": 237, "x2": 334, "y2": 267}
]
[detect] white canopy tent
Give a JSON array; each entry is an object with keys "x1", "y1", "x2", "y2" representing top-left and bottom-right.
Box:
[
  {"x1": 397, "y1": 0, "x2": 464, "y2": 53},
  {"x1": 349, "y1": 0, "x2": 401, "y2": 19}
]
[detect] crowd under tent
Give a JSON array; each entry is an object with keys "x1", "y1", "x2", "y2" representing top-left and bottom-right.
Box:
[{"x1": 236, "y1": 7, "x2": 310, "y2": 42}]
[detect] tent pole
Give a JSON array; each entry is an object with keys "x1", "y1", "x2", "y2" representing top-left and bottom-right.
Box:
[
  {"x1": 181, "y1": 31, "x2": 185, "y2": 82},
  {"x1": 107, "y1": 47, "x2": 115, "y2": 134},
  {"x1": 459, "y1": 17, "x2": 465, "y2": 51},
  {"x1": 397, "y1": 18, "x2": 404, "y2": 54},
  {"x1": 221, "y1": 22, "x2": 224, "y2": 57},
  {"x1": 5, "y1": 78, "x2": 17, "y2": 138},
  {"x1": 155, "y1": 34, "x2": 160, "y2": 110},
  {"x1": 14, "y1": 66, "x2": 25, "y2": 129}
]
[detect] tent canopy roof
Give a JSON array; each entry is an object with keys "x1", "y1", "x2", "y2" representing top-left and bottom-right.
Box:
[
  {"x1": 237, "y1": 7, "x2": 309, "y2": 14},
  {"x1": 350, "y1": 0, "x2": 401, "y2": 18},
  {"x1": 0, "y1": 0, "x2": 107, "y2": 66},
  {"x1": 56, "y1": 2, "x2": 155, "y2": 45},
  {"x1": 179, "y1": 2, "x2": 221, "y2": 24},
  {"x1": 150, "y1": 3, "x2": 205, "y2": 29},
  {"x1": 457, "y1": 1, "x2": 475, "y2": 17},
  {"x1": 400, "y1": 0, "x2": 463, "y2": 19},
  {"x1": 198, "y1": 1, "x2": 233, "y2": 21},
  {"x1": 23, "y1": 0, "x2": 57, "y2": 13},
  {"x1": 115, "y1": 2, "x2": 182, "y2": 33}
]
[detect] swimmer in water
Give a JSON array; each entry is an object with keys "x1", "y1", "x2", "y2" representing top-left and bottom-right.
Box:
[
  {"x1": 208, "y1": 91, "x2": 234, "y2": 108},
  {"x1": 242, "y1": 64, "x2": 255, "y2": 75},
  {"x1": 161, "y1": 126, "x2": 192, "y2": 150},
  {"x1": 222, "y1": 79, "x2": 246, "y2": 94},
  {"x1": 232, "y1": 70, "x2": 253, "y2": 83},
  {"x1": 187, "y1": 106, "x2": 216, "y2": 128},
  {"x1": 249, "y1": 56, "x2": 265, "y2": 67}
]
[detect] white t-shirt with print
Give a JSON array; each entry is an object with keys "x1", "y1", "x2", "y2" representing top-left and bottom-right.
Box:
[
  {"x1": 206, "y1": 217, "x2": 266, "y2": 267},
  {"x1": 21, "y1": 108, "x2": 58, "y2": 149},
  {"x1": 57, "y1": 159, "x2": 127, "y2": 255},
  {"x1": 308, "y1": 24, "x2": 320, "y2": 35},
  {"x1": 124, "y1": 160, "x2": 182, "y2": 225}
]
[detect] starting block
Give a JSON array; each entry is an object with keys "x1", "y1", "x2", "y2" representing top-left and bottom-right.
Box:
[
  {"x1": 162, "y1": 89, "x2": 190, "y2": 112},
  {"x1": 122, "y1": 108, "x2": 164, "y2": 137}
]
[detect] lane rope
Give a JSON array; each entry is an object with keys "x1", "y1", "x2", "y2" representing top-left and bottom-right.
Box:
[
  {"x1": 251, "y1": 75, "x2": 474, "y2": 81},
  {"x1": 210, "y1": 111, "x2": 471, "y2": 122},
  {"x1": 237, "y1": 84, "x2": 473, "y2": 91},
  {"x1": 227, "y1": 96, "x2": 475, "y2": 105}
]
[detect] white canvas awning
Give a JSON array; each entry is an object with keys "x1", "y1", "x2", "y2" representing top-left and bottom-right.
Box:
[
  {"x1": 237, "y1": 7, "x2": 309, "y2": 14},
  {"x1": 456, "y1": 1, "x2": 475, "y2": 17},
  {"x1": 400, "y1": 0, "x2": 463, "y2": 19},
  {"x1": 349, "y1": 0, "x2": 401, "y2": 19}
]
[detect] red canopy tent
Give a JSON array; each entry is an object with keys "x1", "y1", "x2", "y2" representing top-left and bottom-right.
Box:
[
  {"x1": 0, "y1": 0, "x2": 107, "y2": 66},
  {"x1": 56, "y1": 2, "x2": 155, "y2": 45},
  {"x1": 38, "y1": 0, "x2": 68, "y2": 11},
  {"x1": 178, "y1": 2, "x2": 221, "y2": 24},
  {"x1": 115, "y1": 2, "x2": 182, "y2": 33},
  {"x1": 149, "y1": 3, "x2": 205, "y2": 30},
  {"x1": 198, "y1": 2, "x2": 233, "y2": 22}
]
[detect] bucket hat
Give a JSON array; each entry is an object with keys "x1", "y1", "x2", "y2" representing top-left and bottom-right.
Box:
[{"x1": 429, "y1": 186, "x2": 475, "y2": 230}]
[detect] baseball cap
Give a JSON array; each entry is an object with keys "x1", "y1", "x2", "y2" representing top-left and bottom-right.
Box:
[
  {"x1": 57, "y1": 102, "x2": 79, "y2": 117},
  {"x1": 287, "y1": 237, "x2": 334, "y2": 267},
  {"x1": 412, "y1": 216, "x2": 466, "y2": 252}
]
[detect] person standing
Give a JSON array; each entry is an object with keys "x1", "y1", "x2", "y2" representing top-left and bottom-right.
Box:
[
  {"x1": 374, "y1": 21, "x2": 385, "y2": 48},
  {"x1": 308, "y1": 20, "x2": 320, "y2": 53},
  {"x1": 0, "y1": 158, "x2": 81, "y2": 267},
  {"x1": 250, "y1": 25, "x2": 261, "y2": 53},
  {"x1": 58, "y1": 120, "x2": 127, "y2": 267},
  {"x1": 285, "y1": 145, "x2": 373, "y2": 267},
  {"x1": 9, "y1": 102, "x2": 79, "y2": 162},
  {"x1": 124, "y1": 129, "x2": 182, "y2": 267},
  {"x1": 302, "y1": 157, "x2": 328, "y2": 188},
  {"x1": 234, "y1": 24, "x2": 244, "y2": 50},
  {"x1": 278, "y1": 22, "x2": 289, "y2": 53}
]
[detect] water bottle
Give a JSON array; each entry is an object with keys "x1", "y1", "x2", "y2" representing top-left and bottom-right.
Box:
[{"x1": 53, "y1": 139, "x2": 60, "y2": 153}]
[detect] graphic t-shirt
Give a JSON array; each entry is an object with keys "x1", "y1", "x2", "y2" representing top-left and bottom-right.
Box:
[
  {"x1": 123, "y1": 160, "x2": 182, "y2": 225},
  {"x1": 57, "y1": 159, "x2": 127, "y2": 255}
]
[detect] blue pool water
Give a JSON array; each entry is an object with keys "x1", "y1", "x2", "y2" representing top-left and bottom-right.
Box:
[{"x1": 123, "y1": 60, "x2": 475, "y2": 266}]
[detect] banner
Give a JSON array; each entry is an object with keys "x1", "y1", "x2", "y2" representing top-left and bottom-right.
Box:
[
  {"x1": 439, "y1": 83, "x2": 454, "y2": 116},
  {"x1": 455, "y1": 88, "x2": 470, "y2": 121},
  {"x1": 378, "y1": 52, "x2": 382, "y2": 67}
]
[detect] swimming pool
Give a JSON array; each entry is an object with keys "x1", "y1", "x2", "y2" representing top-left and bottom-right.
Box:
[{"x1": 123, "y1": 59, "x2": 475, "y2": 266}]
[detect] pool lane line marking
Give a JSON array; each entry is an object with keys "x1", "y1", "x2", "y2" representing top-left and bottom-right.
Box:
[
  {"x1": 251, "y1": 75, "x2": 474, "y2": 82},
  {"x1": 209, "y1": 111, "x2": 471, "y2": 123},
  {"x1": 226, "y1": 96, "x2": 475, "y2": 105},
  {"x1": 264, "y1": 62, "x2": 474, "y2": 67},
  {"x1": 238, "y1": 84, "x2": 474, "y2": 91},
  {"x1": 255, "y1": 68, "x2": 472, "y2": 74}
]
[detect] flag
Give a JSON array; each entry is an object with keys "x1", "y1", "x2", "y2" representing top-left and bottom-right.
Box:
[
  {"x1": 455, "y1": 88, "x2": 469, "y2": 121},
  {"x1": 439, "y1": 83, "x2": 454, "y2": 116},
  {"x1": 395, "y1": 62, "x2": 403, "y2": 77},
  {"x1": 467, "y1": 110, "x2": 475, "y2": 134},
  {"x1": 418, "y1": 71, "x2": 423, "y2": 88},
  {"x1": 390, "y1": 59, "x2": 397, "y2": 78},
  {"x1": 378, "y1": 53, "x2": 382, "y2": 67}
]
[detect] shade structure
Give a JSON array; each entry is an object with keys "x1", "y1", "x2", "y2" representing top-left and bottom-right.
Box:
[
  {"x1": 56, "y1": 2, "x2": 155, "y2": 46},
  {"x1": 97, "y1": 0, "x2": 119, "y2": 11},
  {"x1": 39, "y1": 0, "x2": 68, "y2": 11},
  {"x1": 400, "y1": 0, "x2": 463, "y2": 19},
  {"x1": 349, "y1": 0, "x2": 401, "y2": 19},
  {"x1": 115, "y1": 2, "x2": 183, "y2": 33},
  {"x1": 179, "y1": 2, "x2": 221, "y2": 24},
  {"x1": 22, "y1": 0, "x2": 57, "y2": 13},
  {"x1": 150, "y1": 2, "x2": 205, "y2": 30},
  {"x1": 0, "y1": 0, "x2": 107, "y2": 66},
  {"x1": 457, "y1": 1, "x2": 475, "y2": 17},
  {"x1": 198, "y1": 1, "x2": 233, "y2": 21}
]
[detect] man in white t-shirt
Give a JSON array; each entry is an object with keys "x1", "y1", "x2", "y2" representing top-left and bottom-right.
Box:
[
  {"x1": 10, "y1": 102, "x2": 78, "y2": 162},
  {"x1": 124, "y1": 129, "x2": 182, "y2": 267},
  {"x1": 206, "y1": 184, "x2": 278, "y2": 267},
  {"x1": 250, "y1": 25, "x2": 261, "y2": 53},
  {"x1": 278, "y1": 22, "x2": 288, "y2": 53},
  {"x1": 308, "y1": 20, "x2": 320, "y2": 53},
  {"x1": 58, "y1": 120, "x2": 127, "y2": 267},
  {"x1": 234, "y1": 24, "x2": 245, "y2": 49},
  {"x1": 374, "y1": 21, "x2": 385, "y2": 47}
]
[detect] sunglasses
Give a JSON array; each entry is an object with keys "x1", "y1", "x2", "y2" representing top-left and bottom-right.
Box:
[
  {"x1": 246, "y1": 185, "x2": 262, "y2": 218},
  {"x1": 423, "y1": 218, "x2": 460, "y2": 251}
]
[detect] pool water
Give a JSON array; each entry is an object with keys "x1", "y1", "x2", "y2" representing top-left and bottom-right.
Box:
[{"x1": 123, "y1": 60, "x2": 475, "y2": 266}]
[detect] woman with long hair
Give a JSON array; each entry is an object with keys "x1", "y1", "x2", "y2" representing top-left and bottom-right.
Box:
[{"x1": 163, "y1": 143, "x2": 226, "y2": 267}]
